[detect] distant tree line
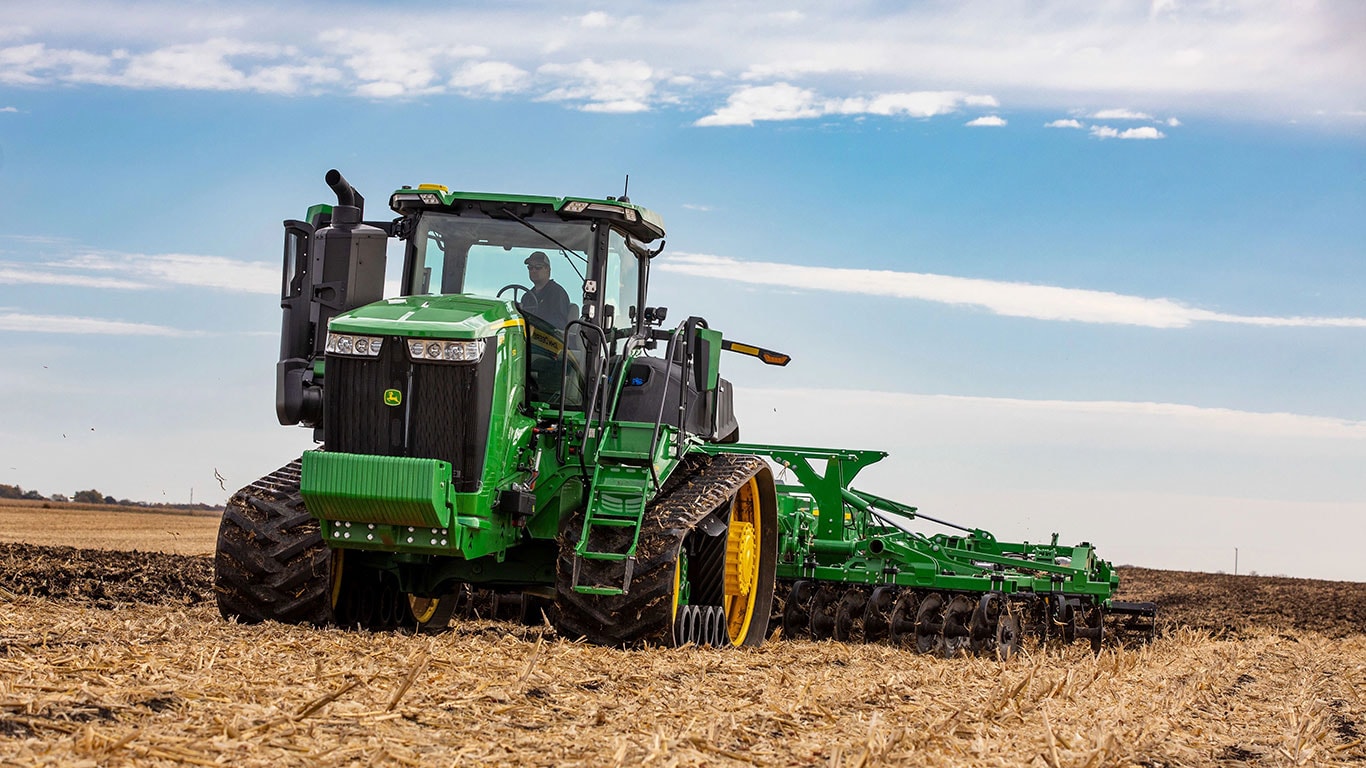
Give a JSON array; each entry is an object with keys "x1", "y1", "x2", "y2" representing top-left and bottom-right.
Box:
[{"x1": 0, "y1": 483, "x2": 221, "y2": 511}]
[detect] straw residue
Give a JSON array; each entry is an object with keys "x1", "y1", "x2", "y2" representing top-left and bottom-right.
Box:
[{"x1": 1, "y1": 595, "x2": 1363, "y2": 767}]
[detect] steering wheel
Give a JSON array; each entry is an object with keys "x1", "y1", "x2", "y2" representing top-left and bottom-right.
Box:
[{"x1": 497, "y1": 284, "x2": 532, "y2": 303}]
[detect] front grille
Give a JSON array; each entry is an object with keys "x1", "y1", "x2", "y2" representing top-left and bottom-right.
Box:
[{"x1": 324, "y1": 338, "x2": 495, "y2": 493}]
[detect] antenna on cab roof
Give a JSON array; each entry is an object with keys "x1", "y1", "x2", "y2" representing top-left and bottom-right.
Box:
[{"x1": 619, "y1": 174, "x2": 630, "y2": 204}]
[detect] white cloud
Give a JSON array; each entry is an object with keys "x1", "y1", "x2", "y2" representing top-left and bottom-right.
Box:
[
  {"x1": 0, "y1": 42, "x2": 111, "y2": 86},
  {"x1": 449, "y1": 61, "x2": 530, "y2": 95},
  {"x1": 657, "y1": 252, "x2": 1366, "y2": 329},
  {"x1": 55, "y1": 253, "x2": 277, "y2": 294},
  {"x1": 749, "y1": 387, "x2": 1366, "y2": 442},
  {"x1": 0, "y1": 106, "x2": 17, "y2": 113},
  {"x1": 1045, "y1": 118, "x2": 1084, "y2": 128},
  {"x1": 695, "y1": 83, "x2": 820, "y2": 126},
  {"x1": 1, "y1": 2, "x2": 1362, "y2": 122},
  {"x1": 1166, "y1": 117, "x2": 1182, "y2": 126},
  {"x1": 1090, "y1": 124, "x2": 1167, "y2": 140},
  {"x1": 0, "y1": 311, "x2": 195, "y2": 336},
  {"x1": 0, "y1": 25, "x2": 31, "y2": 43},
  {"x1": 1091, "y1": 108, "x2": 1153, "y2": 120},
  {"x1": 836, "y1": 91, "x2": 996, "y2": 118},
  {"x1": 537, "y1": 58, "x2": 654, "y2": 112},
  {"x1": 579, "y1": 12, "x2": 611, "y2": 29},
  {"x1": 965, "y1": 115, "x2": 1006, "y2": 127},
  {"x1": 0, "y1": 38, "x2": 338, "y2": 94},
  {"x1": 0, "y1": 265, "x2": 147, "y2": 289},
  {"x1": 114, "y1": 38, "x2": 279, "y2": 90},
  {"x1": 697, "y1": 85, "x2": 997, "y2": 126},
  {"x1": 681, "y1": 203, "x2": 713, "y2": 212},
  {"x1": 318, "y1": 29, "x2": 485, "y2": 98},
  {"x1": 2, "y1": 238, "x2": 276, "y2": 294}
]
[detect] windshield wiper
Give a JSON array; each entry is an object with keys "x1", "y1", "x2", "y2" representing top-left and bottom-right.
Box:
[{"x1": 499, "y1": 207, "x2": 588, "y2": 284}]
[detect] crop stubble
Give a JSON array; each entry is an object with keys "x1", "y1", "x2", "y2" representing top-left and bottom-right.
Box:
[{"x1": 1, "y1": 510, "x2": 1364, "y2": 767}]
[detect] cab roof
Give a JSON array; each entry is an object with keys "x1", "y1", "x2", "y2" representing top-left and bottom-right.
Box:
[{"x1": 387, "y1": 185, "x2": 666, "y2": 243}]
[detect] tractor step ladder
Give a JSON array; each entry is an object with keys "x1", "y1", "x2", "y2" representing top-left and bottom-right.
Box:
[{"x1": 571, "y1": 466, "x2": 650, "y2": 596}]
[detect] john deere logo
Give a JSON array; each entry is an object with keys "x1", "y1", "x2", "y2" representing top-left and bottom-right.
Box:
[{"x1": 383, "y1": 389, "x2": 402, "y2": 407}]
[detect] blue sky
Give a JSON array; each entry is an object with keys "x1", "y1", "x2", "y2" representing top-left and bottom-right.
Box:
[{"x1": 1, "y1": 1, "x2": 1363, "y2": 580}]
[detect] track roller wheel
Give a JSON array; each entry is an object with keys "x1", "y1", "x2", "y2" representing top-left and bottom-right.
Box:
[
  {"x1": 705, "y1": 606, "x2": 728, "y2": 646},
  {"x1": 674, "y1": 604, "x2": 700, "y2": 646},
  {"x1": 671, "y1": 604, "x2": 728, "y2": 647},
  {"x1": 942, "y1": 595, "x2": 975, "y2": 657},
  {"x1": 833, "y1": 589, "x2": 868, "y2": 642},
  {"x1": 809, "y1": 587, "x2": 838, "y2": 640},
  {"x1": 915, "y1": 593, "x2": 946, "y2": 654},
  {"x1": 863, "y1": 586, "x2": 896, "y2": 643},
  {"x1": 782, "y1": 580, "x2": 817, "y2": 639}
]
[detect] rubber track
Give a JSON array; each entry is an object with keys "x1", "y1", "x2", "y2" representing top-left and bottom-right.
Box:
[
  {"x1": 555, "y1": 452, "x2": 769, "y2": 647},
  {"x1": 214, "y1": 459, "x2": 334, "y2": 625}
]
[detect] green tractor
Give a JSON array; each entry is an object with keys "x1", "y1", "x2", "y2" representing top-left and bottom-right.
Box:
[{"x1": 215, "y1": 170, "x2": 1153, "y2": 654}]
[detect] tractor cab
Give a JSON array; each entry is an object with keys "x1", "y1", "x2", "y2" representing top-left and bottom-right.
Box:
[
  {"x1": 397, "y1": 204, "x2": 645, "y2": 408},
  {"x1": 274, "y1": 171, "x2": 666, "y2": 431}
]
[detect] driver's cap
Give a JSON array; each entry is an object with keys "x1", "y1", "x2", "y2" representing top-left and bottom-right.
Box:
[{"x1": 524, "y1": 251, "x2": 550, "y2": 267}]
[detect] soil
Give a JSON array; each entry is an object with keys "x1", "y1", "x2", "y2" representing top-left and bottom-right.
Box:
[
  {"x1": 3, "y1": 542, "x2": 1361, "y2": 639},
  {"x1": 0, "y1": 542, "x2": 213, "y2": 608},
  {"x1": 1118, "y1": 565, "x2": 1366, "y2": 639}
]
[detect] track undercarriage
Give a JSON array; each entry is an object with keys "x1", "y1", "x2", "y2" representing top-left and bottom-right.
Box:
[{"x1": 216, "y1": 450, "x2": 1153, "y2": 654}]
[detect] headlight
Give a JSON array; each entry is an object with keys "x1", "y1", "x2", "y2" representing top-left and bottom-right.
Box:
[
  {"x1": 405, "y1": 338, "x2": 485, "y2": 363},
  {"x1": 325, "y1": 332, "x2": 384, "y2": 357},
  {"x1": 562, "y1": 200, "x2": 638, "y2": 222}
]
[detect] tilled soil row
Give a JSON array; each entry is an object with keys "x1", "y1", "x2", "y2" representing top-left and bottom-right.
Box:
[
  {"x1": 0, "y1": 542, "x2": 214, "y2": 607},
  {"x1": 1119, "y1": 566, "x2": 1366, "y2": 639}
]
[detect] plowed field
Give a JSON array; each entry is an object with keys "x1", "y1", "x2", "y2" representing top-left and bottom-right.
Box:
[{"x1": 1, "y1": 512, "x2": 1364, "y2": 767}]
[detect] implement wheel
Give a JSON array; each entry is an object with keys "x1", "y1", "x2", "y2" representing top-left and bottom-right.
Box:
[
  {"x1": 915, "y1": 593, "x2": 946, "y2": 655},
  {"x1": 996, "y1": 606, "x2": 1022, "y2": 661},
  {"x1": 942, "y1": 595, "x2": 974, "y2": 658},
  {"x1": 863, "y1": 586, "x2": 896, "y2": 643},
  {"x1": 782, "y1": 580, "x2": 817, "y2": 639},
  {"x1": 888, "y1": 590, "x2": 919, "y2": 647},
  {"x1": 808, "y1": 587, "x2": 838, "y2": 640}
]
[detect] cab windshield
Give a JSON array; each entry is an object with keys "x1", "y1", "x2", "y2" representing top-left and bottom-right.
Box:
[
  {"x1": 406, "y1": 211, "x2": 601, "y2": 407},
  {"x1": 406, "y1": 212, "x2": 591, "y2": 321}
]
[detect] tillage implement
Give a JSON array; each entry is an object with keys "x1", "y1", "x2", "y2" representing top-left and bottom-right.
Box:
[{"x1": 215, "y1": 170, "x2": 1155, "y2": 657}]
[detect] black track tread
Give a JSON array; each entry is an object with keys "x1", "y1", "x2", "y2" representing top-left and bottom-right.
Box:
[
  {"x1": 214, "y1": 459, "x2": 334, "y2": 625},
  {"x1": 555, "y1": 452, "x2": 769, "y2": 647}
]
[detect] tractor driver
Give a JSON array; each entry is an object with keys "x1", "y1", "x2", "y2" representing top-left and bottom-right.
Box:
[{"x1": 520, "y1": 251, "x2": 572, "y2": 329}]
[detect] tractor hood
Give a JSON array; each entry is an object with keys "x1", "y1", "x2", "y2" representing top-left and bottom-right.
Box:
[{"x1": 327, "y1": 294, "x2": 520, "y2": 339}]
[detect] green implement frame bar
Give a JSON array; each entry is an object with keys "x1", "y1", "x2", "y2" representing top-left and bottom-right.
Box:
[{"x1": 698, "y1": 442, "x2": 1118, "y2": 601}]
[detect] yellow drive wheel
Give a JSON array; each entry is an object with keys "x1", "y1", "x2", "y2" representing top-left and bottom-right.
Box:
[{"x1": 722, "y1": 477, "x2": 762, "y2": 645}]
